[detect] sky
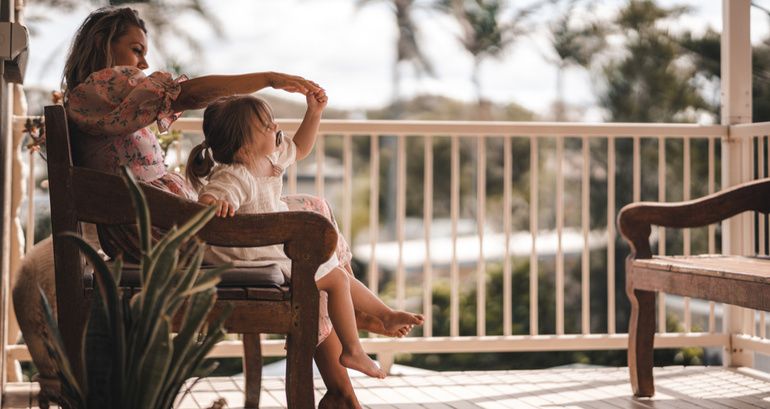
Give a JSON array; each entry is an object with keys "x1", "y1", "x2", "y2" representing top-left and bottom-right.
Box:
[{"x1": 21, "y1": 0, "x2": 770, "y2": 121}]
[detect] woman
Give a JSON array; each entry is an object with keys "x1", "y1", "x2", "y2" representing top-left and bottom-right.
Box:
[{"x1": 55, "y1": 6, "x2": 422, "y2": 408}]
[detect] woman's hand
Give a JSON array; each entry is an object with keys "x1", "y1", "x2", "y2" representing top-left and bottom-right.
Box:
[
  {"x1": 199, "y1": 194, "x2": 235, "y2": 217},
  {"x1": 268, "y1": 72, "x2": 323, "y2": 95}
]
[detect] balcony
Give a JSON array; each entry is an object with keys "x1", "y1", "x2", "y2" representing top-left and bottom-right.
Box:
[
  {"x1": 2, "y1": 115, "x2": 770, "y2": 407},
  {"x1": 2, "y1": 1, "x2": 770, "y2": 408}
]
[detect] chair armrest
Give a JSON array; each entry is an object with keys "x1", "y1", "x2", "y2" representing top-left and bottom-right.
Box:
[
  {"x1": 70, "y1": 166, "x2": 338, "y2": 269},
  {"x1": 618, "y1": 177, "x2": 770, "y2": 259}
]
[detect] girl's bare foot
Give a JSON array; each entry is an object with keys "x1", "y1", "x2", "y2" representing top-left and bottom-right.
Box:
[
  {"x1": 356, "y1": 310, "x2": 423, "y2": 337},
  {"x1": 339, "y1": 350, "x2": 386, "y2": 378},
  {"x1": 382, "y1": 311, "x2": 424, "y2": 336}
]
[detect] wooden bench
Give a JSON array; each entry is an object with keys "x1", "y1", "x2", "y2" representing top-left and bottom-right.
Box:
[
  {"x1": 45, "y1": 104, "x2": 334, "y2": 408},
  {"x1": 618, "y1": 177, "x2": 770, "y2": 398}
]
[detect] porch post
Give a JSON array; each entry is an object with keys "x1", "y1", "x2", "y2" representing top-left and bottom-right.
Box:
[
  {"x1": 721, "y1": 0, "x2": 754, "y2": 368},
  {"x1": 0, "y1": 0, "x2": 12, "y2": 399}
]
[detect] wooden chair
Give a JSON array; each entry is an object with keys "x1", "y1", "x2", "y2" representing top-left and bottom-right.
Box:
[
  {"x1": 44, "y1": 104, "x2": 335, "y2": 408},
  {"x1": 618, "y1": 177, "x2": 770, "y2": 398}
]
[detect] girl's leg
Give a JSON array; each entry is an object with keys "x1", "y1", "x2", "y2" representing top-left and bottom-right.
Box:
[
  {"x1": 283, "y1": 194, "x2": 422, "y2": 336},
  {"x1": 315, "y1": 331, "x2": 362, "y2": 409},
  {"x1": 316, "y1": 268, "x2": 385, "y2": 378}
]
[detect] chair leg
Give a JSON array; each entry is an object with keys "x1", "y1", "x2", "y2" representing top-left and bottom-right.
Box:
[
  {"x1": 243, "y1": 333, "x2": 262, "y2": 408},
  {"x1": 285, "y1": 332, "x2": 317, "y2": 409},
  {"x1": 628, "y1": 288, "x2": 656, "y2": 397}
]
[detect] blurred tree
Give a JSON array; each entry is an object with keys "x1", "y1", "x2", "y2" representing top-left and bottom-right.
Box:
[
  {"x1": 356, "y1": 0, "x2": 435, "y2": 107},
  {"x1": 436, "y1": 0, "x2": 552, "y2": 107},
  {"x1": 26, "y1": 0, "x2": 222, "y2": 75},
  {"x1": 599, "y1": 0, "x2": 709, "y2": 122},
  {"x1": 546, "y1": 0, "x2": 605, "y2": 120}
]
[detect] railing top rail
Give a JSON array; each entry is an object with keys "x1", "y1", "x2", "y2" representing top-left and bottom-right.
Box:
[
  {"x1": 12, "y1": 115, "x2": 727, "y2": 138},
  {"x1": 172, "y1": 118, "x2": 728, "y2": 138},
  {"x1": 727, "y1": 121, "x2": 770, "y2": 138}
]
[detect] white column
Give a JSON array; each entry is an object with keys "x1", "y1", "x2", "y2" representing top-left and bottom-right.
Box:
[{"x1": 721, "y1": 0, "x2": 753, "y2": 368}]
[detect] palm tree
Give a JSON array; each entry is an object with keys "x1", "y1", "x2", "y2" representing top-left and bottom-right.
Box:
[
  {"x1": 356, "y1": 0, "x2": 435, "y2": 105},
  {"x1": 437, "y1": 0, "x2": 552, "y2": 106},
  {"x1": 547, "y1": 1, "x2": 605, "y2": 120}
]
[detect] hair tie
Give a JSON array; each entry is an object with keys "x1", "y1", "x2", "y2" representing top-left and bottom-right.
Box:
[{"x1": 201, "y1": 140, "x2": 209, "y2": 149}]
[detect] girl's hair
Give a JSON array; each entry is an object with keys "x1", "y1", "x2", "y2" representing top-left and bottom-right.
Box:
[
  {"x1": 62, "y1": 7, "x2": 146, "y2": 92},
  {"x1": 186, "y1": 95, "x2": 275, "y2": 190}
]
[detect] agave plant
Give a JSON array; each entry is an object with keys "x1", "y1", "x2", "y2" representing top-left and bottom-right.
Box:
[{"x1": 39, "y1": 166, "x2": 232, "y2": 409}]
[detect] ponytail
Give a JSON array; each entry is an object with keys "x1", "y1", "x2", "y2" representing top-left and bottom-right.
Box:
[{"x1": 185, "y1": 141, "x2": 215, "y2": 191}]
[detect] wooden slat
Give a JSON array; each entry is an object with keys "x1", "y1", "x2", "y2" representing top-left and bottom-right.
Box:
[{"x1": 633, "y1": 255, "x2": 770, "y2": 283}]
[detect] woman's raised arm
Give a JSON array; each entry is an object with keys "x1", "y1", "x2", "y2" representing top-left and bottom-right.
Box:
[{"x1": 171, "y1": 71, "x2": 322, "y2": 111}]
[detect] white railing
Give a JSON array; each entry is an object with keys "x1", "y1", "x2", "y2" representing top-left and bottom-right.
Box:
[{"x1": 7, "y1": 117, "x2": 770, "y2": 373}]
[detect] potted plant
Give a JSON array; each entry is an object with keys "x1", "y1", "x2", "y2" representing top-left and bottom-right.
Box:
[{"x1": 40, "y1": 167, "x2": 231, "y2": 409}]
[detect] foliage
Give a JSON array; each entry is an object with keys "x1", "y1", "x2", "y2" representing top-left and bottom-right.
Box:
[
  {"x1": 39, "y1": 166, "x2": 232, "y2": 409},
  {"x1": 26, "y1": 0, "x2": 222, "y2": 73},
  {"x1": 596, "y1": 1, "x2": 709, "y2": 122},
  {"x1": 356, "y1": 0, "x2": 435, "y2": 104},
  {"x1": 23, "y1": 116, "x2": 47, "y2": 161}
]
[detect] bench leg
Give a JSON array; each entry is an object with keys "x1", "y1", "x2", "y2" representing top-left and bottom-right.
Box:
[
  {"x1": 243, "y1": 333, "x2": 262, "y2": 408},
  {"x1": 628, "y1": 288, "x2": 656, "y2": 397}
]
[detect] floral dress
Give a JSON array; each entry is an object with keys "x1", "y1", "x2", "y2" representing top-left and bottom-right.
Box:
[{"x1": 65, "y1": 66, "x2": 350, "y2": 344}]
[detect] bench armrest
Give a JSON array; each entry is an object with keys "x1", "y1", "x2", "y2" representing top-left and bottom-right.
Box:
[{"x1": 618, "y1": 177, "x2": 770, "y2": 259}]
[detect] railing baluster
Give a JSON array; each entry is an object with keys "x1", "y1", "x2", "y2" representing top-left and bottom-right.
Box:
[
  {"x1": 25, "y1": 150, "x2": 35, "y2": 253},
  {"x1": 369, "y1": 134, "x2": 379, "y2": 294},
  {"x1": 397, "y1": 134, "x2": 406, "y2": 311},
  {"x1": 287, "y1": 155, "x2": 298, "y2": 195},
  {"x1": 556, "y1": 136, "x2": 564, "y2": 336},
  {"x1": 581, "y1": 136, "x2": 590, "y2": 335},
  {"x1": 530, "y1": 136, "x2": 539, "y2": 336},
  {"x1": 477, "y1": 135, "x2": 487, "y2": 337},
  {"x1": 607, "y1": 136, "x2": 616, "y2": 335},
  {"x1": 708, "y1": 136, "x2": 716, "y2": 333},
  {"x1": 658, "y1": 136, "x2": 667, "y2": 334},
  {"x1": 758, "y1": 135, "x2": 766, "y2": 256},
  {"x1": 503, "y1": 136, "x2": 513, "y2": 337},
  {"x1": 343, "y1": 133, "x2": 352, "y2": 243},
  {"x1": 684, "y1": 137, "x2": 691, "y2": 333},
  {"x1": 451, "y1": 135, "x2": 460, "y2": 337},
  {"x1": 423, "y1": 135, "x2": 434, "y2": 338},
  {"x1": 315, "y1": 134, "x2": 325, "y2": 196}
]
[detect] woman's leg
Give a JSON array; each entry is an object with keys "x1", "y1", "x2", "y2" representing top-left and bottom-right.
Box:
[
  {"x1": 315, "y1": 331, "x2": 362, "y2": 409},
  {"x1": 316, "y1": 268, "x2": 385, "y2": 378}
]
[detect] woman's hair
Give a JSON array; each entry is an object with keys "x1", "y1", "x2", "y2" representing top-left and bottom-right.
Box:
[
  {"x1": 62, "y1": 7, "x2": 146, "y2": 91},
  {"x1": 186, "y1": 95, "x2": 275, "y2": 190}
]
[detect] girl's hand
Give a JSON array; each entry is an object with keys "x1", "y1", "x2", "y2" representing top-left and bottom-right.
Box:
[
  {"x1": 199, "y1": 194, "x2": 235, "y2": 217},
  {"x1": 269, "y1": 72, "x2": 323, "y2": 95},
  {"x1": 307, "y1": 90, "x2": 328, "y2": 114}
]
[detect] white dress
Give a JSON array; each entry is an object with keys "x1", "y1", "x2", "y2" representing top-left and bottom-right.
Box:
[{"x1": 200, "y1": 133, "x2": 339, "y2": 281}]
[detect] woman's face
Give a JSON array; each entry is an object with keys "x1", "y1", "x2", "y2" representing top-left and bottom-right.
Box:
[{"x1": 110, "y1": 25, "x2": 148, "y2": 70}]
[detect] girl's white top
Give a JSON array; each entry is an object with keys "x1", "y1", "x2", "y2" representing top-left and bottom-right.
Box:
[{"x1": 201, "y1": 132, "x2": 338, "y2": 280}]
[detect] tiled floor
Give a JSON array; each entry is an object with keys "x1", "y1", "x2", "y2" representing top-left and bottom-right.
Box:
[{"x1": 4, "y1": 366, "x2": 770, "y2": 408}]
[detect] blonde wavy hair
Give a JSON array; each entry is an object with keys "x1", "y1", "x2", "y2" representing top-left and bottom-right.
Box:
[{"x1": 62, "y1": 6, "x2": 146, "y2": 92}]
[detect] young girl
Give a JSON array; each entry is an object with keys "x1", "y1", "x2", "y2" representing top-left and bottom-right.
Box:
[{"x1": 186, "y1": 93, "x2": 423, "y2": 379}]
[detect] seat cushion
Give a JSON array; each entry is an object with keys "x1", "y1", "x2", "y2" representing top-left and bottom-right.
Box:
[{"x1": 84, "y1": 263, "x2": 286, "y2": 288}]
